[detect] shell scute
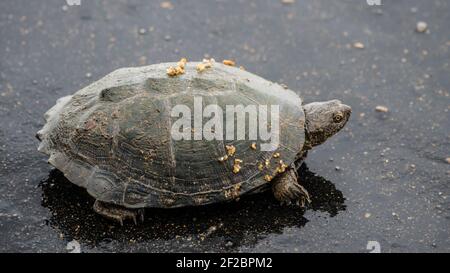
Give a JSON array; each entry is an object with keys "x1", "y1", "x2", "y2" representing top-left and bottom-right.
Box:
[{"x1": 38, "y1": 62, "x2": 305, "y2": 208}]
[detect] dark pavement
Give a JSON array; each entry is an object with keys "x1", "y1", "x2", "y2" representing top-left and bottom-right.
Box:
[{"x1": 0, "y1": 0, "x2": 449, "y2": 252}]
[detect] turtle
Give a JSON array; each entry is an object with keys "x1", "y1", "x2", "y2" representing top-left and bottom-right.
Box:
[{"x1": 36, "y1": 61, "x2": 351, "y2": 224}]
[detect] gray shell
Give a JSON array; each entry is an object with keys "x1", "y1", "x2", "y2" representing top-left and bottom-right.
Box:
[{"x1": 37, "y1": 62, "x2": 305, "y2": 208}]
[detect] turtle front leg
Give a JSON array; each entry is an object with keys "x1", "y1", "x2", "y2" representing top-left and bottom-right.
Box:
[
  {"x1": 93, "y1": 200, "x2": 144, "y2": 225},
  {"x1": 272, "y1": 168, "x2": 311, "y2": 207}
]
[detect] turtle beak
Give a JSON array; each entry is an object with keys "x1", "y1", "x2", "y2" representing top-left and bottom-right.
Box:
[
  {"x1": 36, "y1": 131, "x2": 42, "y2": 141},
  {"x1": 340, "y1": 104, "x2": 352, "y2": 125},
  {"x1": 342, "y1": 104, "x2": 352, "y2": 116}
]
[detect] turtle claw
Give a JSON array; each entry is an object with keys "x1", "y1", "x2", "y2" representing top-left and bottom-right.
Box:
[
  {"x1": 272, "y1": 168, "x2": 311, "y2": 208},
  {"x1": 93, "y1": 200, "x2": 143, "y2": 225},
  {"x1": 279, "y1": 196, "x2": 308, "y2": 208},
  {"x1": 139, "y1": 209, "x2": 145, "y2": 223},
  {"x1": 128, "y1": 211, "x2": 145, "y2": 226}
]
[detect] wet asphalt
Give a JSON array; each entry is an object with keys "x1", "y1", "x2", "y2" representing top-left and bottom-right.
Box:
[{"x1": 0, "y1": 0, "x2": 449, "y2": 253}]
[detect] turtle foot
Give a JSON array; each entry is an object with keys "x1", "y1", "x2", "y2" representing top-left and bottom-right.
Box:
[
  {"x1": 93, "y1": 200, "x2": 145, "y2": 225},
  {"x1": 272, "y1": 168, "x2": 311, "y2": 207}
]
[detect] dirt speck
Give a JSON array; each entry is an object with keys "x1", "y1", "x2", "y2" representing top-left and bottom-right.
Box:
[
  {"x1": 281, "y1": 0, "x2": 295, "y2": 4},
  {"x1": 138, "y1": 28, "x2": 147, "y2": 35},
  {"x1": 353, "y1": 42, "x2": 365, "y2": 49},
  {"x1": 160, "y1": 1, "x2": 174, "y2": 10},
  {"x1": 375, "y1": 105, "x2": 389, "y2": 112},
  {"x1": 222, "y1": 59, "x2": 236, "y2": 66},
  {"x1": 416, "y1": 21, "x2": 428, "y2": 33}
]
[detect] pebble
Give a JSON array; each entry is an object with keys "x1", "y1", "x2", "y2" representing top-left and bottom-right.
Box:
[
  {"x1": 416, "y1": 21, "x2": 428, "y2": 33},
  {"x1": 164, "y1": 35, "x2": 171, "y2": 41},
  {"x1": 281, "y1": 0, "x2": 295, "y2": 4},
  {"x1": 375, "y1": 105, "x2": 389, "y2": 112},
  {"x1": 335, "y1": 166, "x2": 341, "y2": 171},
  {"x1": 85, "y1": 72, "x2": 92, "y2": 78},
  {"x1": 445, "y1": 157, "x2": 450, "y2": 164},
  {"x1": 353, "y1": 42, "x2": 365, "y2": 49},
  {"x1": 225, "y1": 241, "x2": 234, "y2": 247},
  {"x1": 138, "y1": 28, "x2": 147, "y2": 35},
  {"x1": 160, "y1": 1, "x2": 174, "y2": 9},
  {"x1": 364, "y1": 213, "x2": 371, "y2": 218}
]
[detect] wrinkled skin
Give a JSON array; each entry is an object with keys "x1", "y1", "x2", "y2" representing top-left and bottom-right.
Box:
[
  {"x1": 271, "y1": 100, "x2": 351, "y2": 207},
  {"x1": 303, "y1": 100, "x2": 352, "y2": 149}
]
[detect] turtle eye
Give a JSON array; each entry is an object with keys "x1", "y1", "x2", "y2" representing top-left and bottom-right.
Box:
[{"x1": 333, "y1": 112, "x2": 344, "y2": 123}]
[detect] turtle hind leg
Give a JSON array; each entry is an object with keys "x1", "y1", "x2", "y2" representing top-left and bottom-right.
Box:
[
  {"x1": 93, "y1": 200, "x2": 145, "y2": 225},
  {"x1": 272, "y1": 168, "x2": 311, "y2": 207}
]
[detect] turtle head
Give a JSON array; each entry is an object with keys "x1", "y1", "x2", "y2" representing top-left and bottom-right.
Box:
[{"x1": 303, "y1": 100, "x2": 351, "y2": 148}]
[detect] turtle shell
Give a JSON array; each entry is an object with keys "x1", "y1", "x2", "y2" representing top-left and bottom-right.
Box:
[{"x1": 37, "y1": 62, "x2": 305, "y2": 208}]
